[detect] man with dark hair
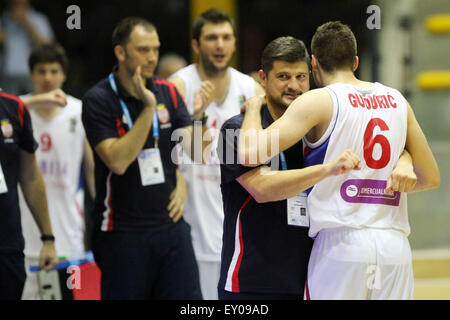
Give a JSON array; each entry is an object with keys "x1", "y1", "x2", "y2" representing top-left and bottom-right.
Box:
[
  {"x1": 81, "y1": 16, "x2": 203, "y2": 300},
  {"x1": 169, "y1": 8, "x2": 264, "y2": 299},
  {"x1": 217, "y1": 36, "x2": 362, "y2": 300},
  {"x1": 239, "y1": 22, "x2": 439, "y2": 299},
  {"x1": 18, "y1": 42, "x2": 95, "y2": 299},
  {"x1": 0, "y1": 90, "x2": 58, "y2": 300}
]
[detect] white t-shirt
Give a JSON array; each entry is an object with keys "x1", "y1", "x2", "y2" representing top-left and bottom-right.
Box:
[
  {"x1": 171, "y1": 65, "x2": 255, "y2": 261},
  {"x1": 303, "y1": 82, "x2": 409, "y2": 238},
  {"x1": 19, "y1": 94, "x2": 86, "y2": 258}
]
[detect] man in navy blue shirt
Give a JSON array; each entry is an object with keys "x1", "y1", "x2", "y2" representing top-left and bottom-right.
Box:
[
  {"x1": 82, "y1": 17, "x2": 204, "y2": 299},
  {"x1": 218, "y1": 37, "x2": 365, "y2": 300},
  {"x1": 0, "y1": 92, "x2": 58, "y2": 299}
]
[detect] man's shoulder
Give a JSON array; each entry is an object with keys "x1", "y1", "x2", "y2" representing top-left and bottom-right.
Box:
[
  {"x1": 82, "y1": 78, "x2": 110, "y2": 102},
  {"x1": 229, "y1": 67, "x2": 254, "y2": 83},
  {"x1": 170, "y1": 64, "x2": 197, "y2": 80},
  {"x1": 151, "y1": 76, "x2": 178, "y2": 91},
  {"x1": 222, "y1": 113, "x2": 244, "y2": 131}
]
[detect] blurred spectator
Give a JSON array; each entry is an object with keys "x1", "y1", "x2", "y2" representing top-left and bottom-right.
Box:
[
  {"x1": 156, "y1": 52, "x2": 187, "y2": 79},
  {"x1": 0, "y1": 0, "x2": 54, "y2": 95}
]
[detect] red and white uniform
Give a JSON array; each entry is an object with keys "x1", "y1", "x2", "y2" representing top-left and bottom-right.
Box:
[
  {"x1": 19, "y1": 94, "x2": 86, "y2": 299},
  {"x1": 170, "y1": 65, "x2": 255, "y2": 299},
  {"x1": 303, "y1": 82, "x2": 413, "y2": 299}
]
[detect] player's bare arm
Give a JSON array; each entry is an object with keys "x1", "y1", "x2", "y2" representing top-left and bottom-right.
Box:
[
  {"x1": 404, "y1": 101, "x2": 440, "y2": 192},
  {"x1": 238, "y1": 88, "x2": 333, "y2": 167},
  {"x1": 82, "y1": 138, "x2": 96, "y2": 198},
  {"x1": 237, "y1": 149, "x2": 361, "y2": 203},
  {"x1": 18, "y1": 151, "x2": 58, "y2": 271},
  {"x1": 22, "y1": 89, "x2": 67, "y2": 109}
]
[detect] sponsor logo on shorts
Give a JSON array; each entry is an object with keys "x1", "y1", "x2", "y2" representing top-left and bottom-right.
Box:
[{"x1": 340, "y1": 179, "x2": 400, "y2": 206}]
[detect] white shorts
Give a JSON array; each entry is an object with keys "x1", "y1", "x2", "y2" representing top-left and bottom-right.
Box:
[
  {"x1": 21, "y1": 257, "x2": 40, "y2": 300},
  {"x1": 197, "y1": 260, "x2": 221, "y2": 300},
  {"x1": 305, "y1": 227, "x2": 414, "y2": 300}
]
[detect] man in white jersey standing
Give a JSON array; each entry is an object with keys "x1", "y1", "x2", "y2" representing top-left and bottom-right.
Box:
[
  {"x1": 238, "y1": 21, "x2": 440, "y2": 299},
  {"x1": 18, "y1": 43, "x2": 95, "y2": 299},
  {"x1": 169, "y1": 8, "x2": 264, "y2": 299}
]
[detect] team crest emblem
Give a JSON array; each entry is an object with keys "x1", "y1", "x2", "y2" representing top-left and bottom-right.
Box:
[
  {"x1": 1, "y1": 119, "x2": 13, "y2": 138},
  {"x1": 239, "y1": 95, "x2": 246, "y2": 105},
  {"x1": 156, "y1": 104, "x2": 170, "y2": 124}
]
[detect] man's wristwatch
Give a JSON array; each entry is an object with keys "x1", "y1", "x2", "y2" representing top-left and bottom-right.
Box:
[{"x1": 41, "y1": 234, "x2": 55, "y2": 242}]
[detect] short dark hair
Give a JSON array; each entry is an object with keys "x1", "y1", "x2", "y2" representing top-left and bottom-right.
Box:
[
  {"x1": 192, "y1": 8, "x2": 236, "y2": 42},
  {"x1": 28, "y1": 43, "x2": 68, "y2": 74},
  {"x1": 261, "y1": 36, "x2": 310, "y2": 75},
  {"x1": 311, "y1": 21, "x2": 357, "y2": 73},
  {"x1": 112, "y1": 16, "x2": 156, "y2": 48}
]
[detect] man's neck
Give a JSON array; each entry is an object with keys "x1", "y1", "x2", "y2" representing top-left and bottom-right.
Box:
[
  {"x1": 322, "y1": 70, "x2": 373, "y2": 89},
  {"x1": 196, "y1": 63, "x2": 231, "y2": 105},
  {"x1": 196, "y1": 62, "x2": 229, "y2": 81},
  {"x1": 266, "y1": 102, "x2": 285, "y2": 121}
]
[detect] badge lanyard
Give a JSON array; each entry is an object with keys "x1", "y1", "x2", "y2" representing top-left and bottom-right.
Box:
[
  {"x1": 108, "y1": 73, "x2": 159, "y2": 148},
  {"x1": 279, "y1": 151, "x2": 287, "y2": 171}
]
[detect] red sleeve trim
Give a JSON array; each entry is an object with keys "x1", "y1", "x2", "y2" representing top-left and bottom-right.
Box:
[
  {"x1": 154, "y1": 79, "x2": 179, "y2": 109},
  {"x1": 0, "y1": 92, "x2": 27, "y2": 127}
]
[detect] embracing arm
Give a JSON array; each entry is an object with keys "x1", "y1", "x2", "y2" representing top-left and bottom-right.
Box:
[
  {"x1": 238, "y1": 89, "x2": 333, "y2": 167},
  {"x1": 237, "y1": 150, "x2": 361, "y2": 203},
  {"x1": 95, "y1": 103, "x2": 154, "y2": 175}
]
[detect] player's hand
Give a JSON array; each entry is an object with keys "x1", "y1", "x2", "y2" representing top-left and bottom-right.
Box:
[
  {"x1": 39, "y1": 242, "x2": 59, "y2": 272},
  {"x1": 386, "y1": 163, "x2": 417, "y2": 193},
  {"x1": 168, "y1": 170, "x2": 187, "y2": 222},
  {"x1": 132, "y1": 66, "x2": 156, "y2": 108},
  {"x1": 240, "y1": 94, "x2": 266, "y2": 113},
  {"x1": 42, "y1": 89, "x2": 67, "y2": 107},
  {"x1": 193, "y1": 80, "x2": 215, "y2": 119},
  {"x1": 327, "y1": 150, "x2": 361, "y2": 176}
]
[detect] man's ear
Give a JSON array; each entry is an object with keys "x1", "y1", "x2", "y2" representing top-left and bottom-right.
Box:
[
  {"x1": 258, "y1": 69, "x2": 266, "y2": 89},
  {"x1": 311, "y1": 55, "x2": 319, "y2": 71},
  {"x1": 191, "y1": 39, "x2": 200, "y2": 56},
  {"x1": 353, "y1": 56, "x2": 359, "y2": 72},
  {"x1": 114, "y1": 45, "x2": 126, "y2": 63}
]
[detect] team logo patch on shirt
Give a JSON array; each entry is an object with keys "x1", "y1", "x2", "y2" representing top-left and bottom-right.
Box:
[
  {"x1": 70, "y1": 118, "x2": 77, "y2": 133},
  {"x1": 239, "y1": 95, "x2": 246, "y2": 105},
  {"x1": 156, "y1": 104, "x2": 170, "y2": 124},
  {"x1": 1, "y1": 119, "x2": 13, "y2": 139}
]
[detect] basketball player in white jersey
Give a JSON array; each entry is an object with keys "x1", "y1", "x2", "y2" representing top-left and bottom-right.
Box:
[
  {"x1": 238, "y1": 21, "x2": 440, "y2": 299},
  {"x1": 18, "y1": 43, "x2": 95, "y2": 299},
  {"x1": 169, "y1": 9, "x2": 264, "y2": 299}
]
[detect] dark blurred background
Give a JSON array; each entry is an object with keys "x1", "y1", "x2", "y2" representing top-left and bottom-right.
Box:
[{"x1": 0, "y1": 0, "x2": 374, "y2": 98}]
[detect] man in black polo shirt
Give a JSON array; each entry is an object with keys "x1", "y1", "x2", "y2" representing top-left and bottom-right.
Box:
[
  {"x1": 81, "y1": 17, "x2": 203, "y2": 299},
  {"x1": 0, "y1": 92, "x2": 58, "y2": 299},
  {"x1": 217, "y1": 37, "x2": 363, "y2": 299}
]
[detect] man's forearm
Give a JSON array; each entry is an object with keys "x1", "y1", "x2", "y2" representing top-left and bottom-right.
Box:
[
  {"x1": 239, "y1": 163, "x2": 333, "y2": 203},
  {"x1": 19, "y1": 154, "x2": 53, "y2": 236},
  {"x1": 96, "y1": 104, "x2": 155, "y2": 175}
]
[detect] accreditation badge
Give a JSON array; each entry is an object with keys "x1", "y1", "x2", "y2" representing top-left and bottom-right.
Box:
[
  {"x1": 287, "y1": 192, "x2": 309, "y2": 227},
  {"x1": 0, "y1": 162, "x2": 8, "y2": 194},
  {"x1": 137, "y1": 148, "x2": 165, "y2": 186}
]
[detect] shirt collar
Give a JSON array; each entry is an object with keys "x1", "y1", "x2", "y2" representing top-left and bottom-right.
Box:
[{"x1": 261, "y1": 105, "x2": 275, "y2": 129}]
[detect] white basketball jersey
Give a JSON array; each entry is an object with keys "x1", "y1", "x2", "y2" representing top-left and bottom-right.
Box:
[
  {"x1": 303, "y1": 82, "x2": 409, "y2": 238},
  {"x1": 19, "y1": 95, "x2": 86, "y2": 258},
  {"x1": 170, "y1": 64, "x2": 255, "y2": 261}
]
